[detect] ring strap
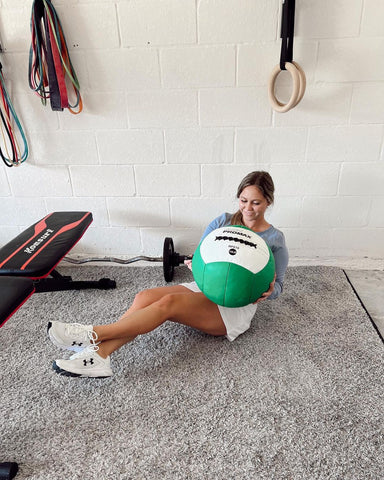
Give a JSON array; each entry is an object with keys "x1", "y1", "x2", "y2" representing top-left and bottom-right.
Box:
[{"x1": 279, "y1": 0, "x2": 296, "y2": 71}]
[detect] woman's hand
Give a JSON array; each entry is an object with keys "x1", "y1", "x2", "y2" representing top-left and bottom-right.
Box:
[
  {"x1": 254, "y1": 274, "x2": 276, "y2": 304},
  {"x1": 184, "y1": 259, "x2": 193, "y2": 271}
]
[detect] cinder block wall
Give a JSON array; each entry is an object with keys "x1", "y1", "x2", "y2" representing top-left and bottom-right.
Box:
[{"x1": 0, "y1": 0, "x2": 383, "y2": 259}]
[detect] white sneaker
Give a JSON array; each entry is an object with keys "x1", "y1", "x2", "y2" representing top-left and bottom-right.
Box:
[
  {"x1": 53, "y1": 345, "x2": 113, "y2": 378},
  {"x1": 48, "y1": 321, "x2": 97, "y2": 352}
]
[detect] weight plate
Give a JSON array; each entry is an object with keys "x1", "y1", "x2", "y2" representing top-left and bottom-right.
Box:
[{"x1": 163, "y1": 237, "x2": 175, "y2": 282}]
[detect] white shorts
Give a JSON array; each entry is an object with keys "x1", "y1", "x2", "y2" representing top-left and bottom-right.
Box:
[{"x1": 180, "y1": 281, "x2": 258, "y2": 342}]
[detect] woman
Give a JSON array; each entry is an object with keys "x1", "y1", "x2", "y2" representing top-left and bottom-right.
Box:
[{"x1": 48, "y1": 171, "x2": 289, "y2": 378}]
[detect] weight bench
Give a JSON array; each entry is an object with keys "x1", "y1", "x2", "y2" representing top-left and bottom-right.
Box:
[
  {"x1": 0, "y1": 211, "x2": 117, "y2": 328},
  {"x1": 0, "y1": 211, "x2": 116, "y2": 296}
]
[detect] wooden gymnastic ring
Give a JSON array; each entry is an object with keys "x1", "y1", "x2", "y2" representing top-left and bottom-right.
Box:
[
  {"x1": 268, "y1": 62, "x2": 300, "y2": 113},
  {"x1": 291, "y1": 61, "x2": 306, "y2": 107}
]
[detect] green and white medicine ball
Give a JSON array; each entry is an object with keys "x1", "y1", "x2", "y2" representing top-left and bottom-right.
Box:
[{"x1": 192, "y1": 225, "x2": 275, "y2": 308}]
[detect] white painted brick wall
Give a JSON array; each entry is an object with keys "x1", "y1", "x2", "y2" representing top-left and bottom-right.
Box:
[
  {"x1": 295, "y1": 0, "x2": 363, "y2": 38},
  {"x1": 96, "y1": 130, "x2": 165, "y2": 165},
  {"x1": 119, "y1": 0, "x2": 197, "y2": 47},
  {"x1": 12, "y1": 93, "x2": 60, "y2": 133},
  {"x1": 170, "y1": 197, "x2": 237, "y2": 229},
  {"x1": 333, "y1": 229, "x2": 384, "y2": 257},
  {"x1": 200, "y1": 87, "x2": 271, "y2": 126},
  {"x1": 0, "y1": 227, "x2": 24, "y2": 247},
  {"x1": 370, "y1": 198, "x2": 384, "y2": 227},
  {"x1": 0, "y1": 168, "x2": 11, "y2": 196},
  {"x1": 0, "y1": 198, "x2": 46, "y2": 226},
  {"x1": 301, "y1": 197, "x2": 371, "y2": 227},
  {"x1": 60, "y1": 93, "x2": 128, "y2": 130},
  {"x1": 361, "y1": 0, "x2": 384, "y2": 36},
  {"x1": 0, "y1": 6, "x2": 31, "y2": 52},
  {"x1": 284, "y1": 228, "x2": 333, "y2": 257},
  {"x1": 31, "y1": 132, "x2": 98, "y2": 165},
  {"x1": 267, "y1": 197, "x2": 302, "y2": 228},
  {"x1": 235, "y1": 128, "x2": 307, "y2": 163},
  {"x1": 351, "y1": 84, "x2": 384, "y2": 124},
  {"x1": 127, "y1": 90, "x2": 198, "y2": 128},
  {"x1": 201, "y1": 164, "x2": 268, "y2": 197},
  {"x1": 79, "y1": 227, "x2": 142, "y2": 255},
  {"x1": 270, "y1": 164, "x2": 340, "y2": 196},
  {"x1": 339, "y1": 163, "x2": 384, "y2": 196},
  {"x1": 238, "y1": 42, "x2": 318, "y2": 86},
  {"x1": 107, "y1": 197, "x2": 170, "y2": 227},
  {"x1": 161, "y1": 46, "x2": 235, "y2": 88},
  {"x1": 8, "y1": 165, "x2": 72, "y2": 197},
  {"x1": 56, "y1": 4, "x2": 120, "y2": 50},
  {"x1": 135, "y1": 164, "x2": 200, "y2": 196},
  {"x1": 70, "y1": 166, "x2": 135, "y2": 197},
  {"x1": 0, "y1": 0, "x2": 383, "y2": 260},
  {"x1": 165, "y1": 129, "x2": 234, "y2": 164},
  {"x1": 198, "y1": 0, "x2": 278, "y2": 44},
  {"x1": 306, "y1": 126, "x2": 383, "y2": 163},
  {"x1": 45, "y1": 197, "x2": 110, "y2": 227},
  {"x1": 316, "y1": 39, "x2": 384, "y2": 83},
  {"x1": 85, "y1": 49, "x2": 161, "y2": 91},
  {"x1": 274, "y1": 84, "x2": 352, "y2": 126}
]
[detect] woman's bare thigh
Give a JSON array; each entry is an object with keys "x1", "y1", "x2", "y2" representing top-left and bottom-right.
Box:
[
  {"x1": 163, "y1": 291, "x2": 227, "y2": 337},
  {"x1": 119, "y1": 286, "x2": 226, "y2": 337}
]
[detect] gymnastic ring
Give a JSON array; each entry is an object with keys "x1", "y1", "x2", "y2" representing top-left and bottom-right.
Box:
[
  {"x1": 291, "y1": 61, "x2": 306, "y2": 107},
  {"x1": 268, "y1": 61, "x2": 300, "y2": 113}
]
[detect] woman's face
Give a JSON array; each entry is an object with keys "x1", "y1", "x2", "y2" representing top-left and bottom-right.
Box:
[{"x1": 238, "y1": 185, "x2": 269, "y2": 222}]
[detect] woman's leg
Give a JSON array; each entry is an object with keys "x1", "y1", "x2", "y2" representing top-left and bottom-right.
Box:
[
  {"x1": 94, "y1": 285, "x2": 193, "y2": 356},
  {"x1": 95, "y1": 289, "x2": 226, "y2": 358},
  {"x1": 52, "y1": 286, "x2": 226, "y2": 378}
]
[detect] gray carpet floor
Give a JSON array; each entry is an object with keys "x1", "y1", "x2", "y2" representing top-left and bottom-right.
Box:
[{"x1": 1, "y1": 266, "x2": 383, "y2": 480}]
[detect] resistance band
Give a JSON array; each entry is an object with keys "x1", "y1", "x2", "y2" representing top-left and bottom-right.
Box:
[
  {"x1": 0, "y1": 61, "x2": 29, "y2": 167},
  {"x1": 28, "y1": 0, "x2": 82, "y2": 114},
  {"x1": 268, "y1": 0, "x2": 306, "y2": 113}
]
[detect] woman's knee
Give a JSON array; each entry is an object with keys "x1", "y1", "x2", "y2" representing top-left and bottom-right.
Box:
[
  {"x1": 155, "y1": 293, "x2": 182, "y2": 317},
  {"x1": 132, "y1": 288, "x2": 157, "y2": 308}
]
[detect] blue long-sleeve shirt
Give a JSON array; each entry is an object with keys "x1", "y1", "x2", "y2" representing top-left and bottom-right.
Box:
[{"x1": 200, "y1": 213, "x2": 289, "y2": 300}]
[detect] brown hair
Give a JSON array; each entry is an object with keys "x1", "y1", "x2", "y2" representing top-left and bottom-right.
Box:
[{"x1": 231, "y1": 171, "x2": 274, "y2": 225}]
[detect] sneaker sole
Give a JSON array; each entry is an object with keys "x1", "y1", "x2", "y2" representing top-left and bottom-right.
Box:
[
  {"x1": 52, "y1": 361, "x2": 112, "y2": 379},
  {"x1": 47, "y1": 322, "x2": 87, "y2": 353}
]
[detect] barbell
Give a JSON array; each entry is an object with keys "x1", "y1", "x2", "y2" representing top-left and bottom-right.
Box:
[{"x1": 64, "y1": 237, "x2": 192, "y2": 283}]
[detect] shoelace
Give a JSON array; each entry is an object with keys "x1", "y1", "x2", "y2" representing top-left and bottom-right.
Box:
[
  {"x1": 65, "y1": 323, "x2": 99, "y2": 344},
  {"x1": 87, "y1": 329, "x2": 99, "y2": 344},
  {"x1": 69, "y1": 343, "x2": 99, "y2": 361}
]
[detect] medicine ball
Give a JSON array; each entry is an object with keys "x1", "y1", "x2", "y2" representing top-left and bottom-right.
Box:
[{"x1": 192, "y1": 225, "x2": 275, "y2": 307}]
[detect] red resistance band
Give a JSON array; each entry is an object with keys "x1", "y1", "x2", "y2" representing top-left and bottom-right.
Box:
[{"x1": 29, "y1": 0, "x2": 82, "y2": 114}]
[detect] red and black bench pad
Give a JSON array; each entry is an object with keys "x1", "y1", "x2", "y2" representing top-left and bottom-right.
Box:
[
  {"x1": 0, "y1": 211, "x2": 116, "y2": 293},
  {"x1": 0, "y1": 211, "x2": 92, "y2": 278}
]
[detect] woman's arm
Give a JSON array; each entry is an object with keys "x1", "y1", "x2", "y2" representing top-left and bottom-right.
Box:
[
  {"x1": 200, "y1": 213, "x2": 232, "y2": 242},
  {"x1": 267, "y1": 237, "x2": 289, "y2": 300}
]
